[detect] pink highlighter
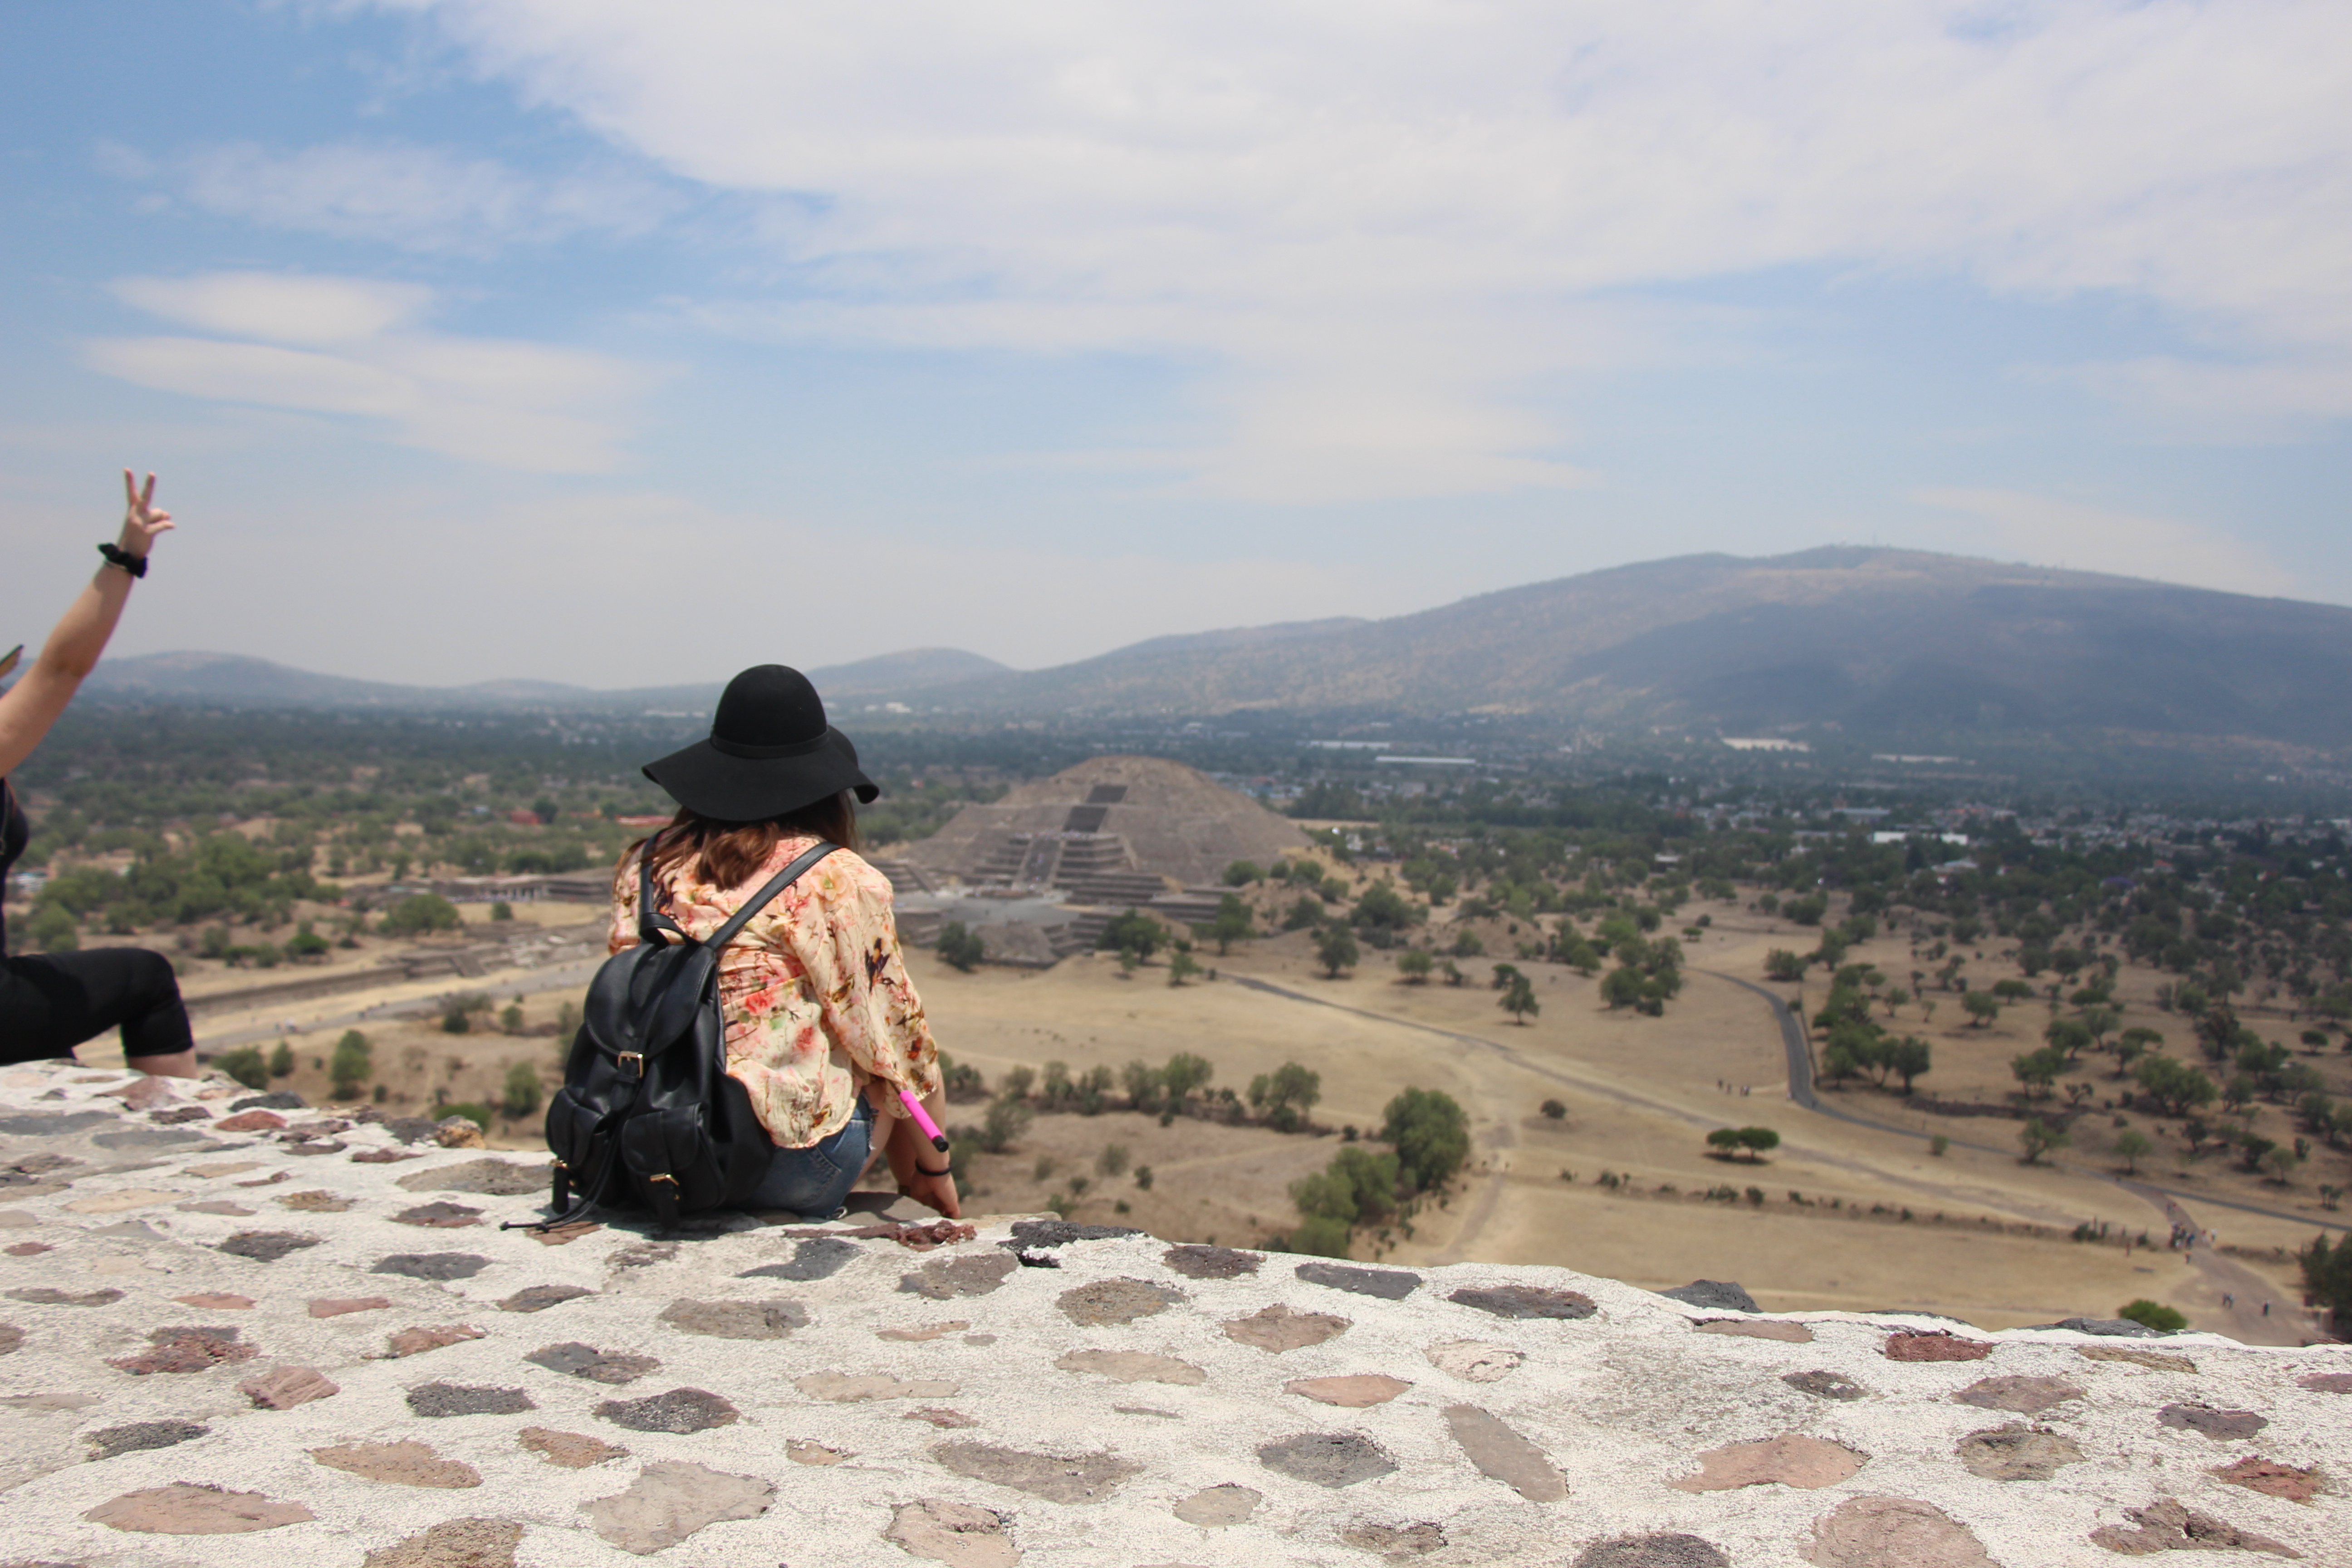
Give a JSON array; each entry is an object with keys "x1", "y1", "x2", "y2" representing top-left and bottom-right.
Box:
[{"x1": 900, "y1": 1088, "x2": 951, "y2": 1154}]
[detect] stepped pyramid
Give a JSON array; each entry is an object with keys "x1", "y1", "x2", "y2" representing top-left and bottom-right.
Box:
[{"x1": 903, "y1": 756, "x2": 1309, "y2": 902}]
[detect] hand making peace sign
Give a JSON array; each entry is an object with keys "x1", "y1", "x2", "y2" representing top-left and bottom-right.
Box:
[{"x1": 117, "y1": 469, "x2": 176, "y2": 560}]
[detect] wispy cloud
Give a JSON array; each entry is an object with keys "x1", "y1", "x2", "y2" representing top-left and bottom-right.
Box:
[
  {"x1": 356, "y1": 0, "x2": 2352, "y2": 500},
  {"x1": 88, "y1": 272, "x2": 653, "y2": 472},
  {"x1": 1911, "y1": 487, "x2": 2297, "y2": 598}
]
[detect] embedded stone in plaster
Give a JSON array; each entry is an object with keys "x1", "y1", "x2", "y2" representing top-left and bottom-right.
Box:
[
  {"x1": 1059, "y1": 1349, "x2": 1207, "y2": 1385},
  {"x1": 1295, "y1": 1262, "x2": 1420, "y2": 1300},
  {"x1": 1671, "y1": 1435, "x2": 1865, "y2": 1491},
  {"x1": 498, "y1": 1284, "x2": 591, "y2": 1313},
  {"x1": 406, "y1": 1382, "x2": 537, "y2": 1417},
  {"x1": 1660, "y1": 1280, "x2": 1759, "y2": 1312},
  {"x1": 596, "y1": 1387, "x2": 740, "y2": 1433},
  {"x1": 1287, "y1": 1374, "x2": 1409, "y2": 1407},
  {"x1": 1224, "y1": 1303, "x2": 1349, "y2": 1352},
  {"x1": 383, "y1": 1324, "x2": 488, "y2": 1359},
  {"x1": 394, "y1": 1202, "x2": 484, "y2": 1229},
  {"x1": 0, "y1": 1323, "x2": 20, "y2": 1354},
  {"x1": 280, "y1": 1189, "x2": 351, "y2": 1212},
  {"x1": 906, "y1": 1406, "x2": 977, "y2": 1428},
  {"x1": 108, "y1": 1326, "x2": 256, "y2": 1375},
  {"x1": 178, "y1": 1201, "x2": 255, "y2": 1216},
  {"x1": 174, "y1": 1292, "x2": 255, "y2": 1309},
  {"x1": 219, "y1": 1230, "x2": 321, "y2": 1262},
  {"x1": 214, "y1": 1111, "x2": 288, "y2": 1133},
  {"x1": 901, "y1": 1252, "x2": 1018, "y2": 1299},
  {"x1": 242, "y1": 1366, "x2": 340, "y2": 1409},
  {"x1": 12, "y1": 1286, "x2": 123, "y2": 1306},
  {"x1": 1784, "y1": 1370, "x2": 1869, "y2": 1402},
  {"x1": 798, "y1": 1371, "x2": 959, "y2": 1402},
  {"x1": 86, "y1": 1419, "x2": 210, "y2": 1460},
  {"x1": 1955, "y1": 1424, "x2": 2083, "y2": 1481},
  {"x1": 361, "y1": 1517, "x2": 524, "y2": 1568},
  {"x1": 526, "y1": 1342, "x2": 660, "y2": 1384},
  {"x1": 84, "y1": 1483, "x2": 315, "y2": 1534},
  {"x1": 1341, "y1": 1521, "x2": 1447, "y2": 1558},
  {"x1": 1444, "y1": 1404, "x2": 1567, "y2": 1501},
  {"x1": 1954, "y1": 1375, "x2": 2084, "y2": 1414},
  {"x1": 2160, "y1": 1404, "x2": 2268, "y2": 1440},
  {"x1": 311, "y1": 1440, "x2": 483, "y2": 1489},
  {"x1": 2298, "y1": 1371, "x2": 2352, "y2": 1393},
  {"x1": 1884, "y1": 1332, "x2": 1990, "y2": 1362},
  {"x1": 311, "y1": 1296, "x2": 392, "y2": 1318},
  {"x1": 520, "y1": 1427, "x2": 627, "y2": 1468},
  {"x1": 1805, "y1": 1497, "x2": 1997, "y2": 1568},
  {"x1": 230, "y1": 1091, "x2": 306, "y2": 1112},
  {"x1": 886, "y1": 1497, "x2": 1020, "y2": 1568},
  {"x1": 740, "y1": 1236, "x2": 862, "y2": 1281},
  {"x1": 2212, "y1": 1458, "x2": 2323, "y2": 1503},
  {"x1": 1572, "y1": 1535, "x2": 1730, "y2": 1568},
  {"x1": 1697, "y1": 1318, "x2": 1813, "y2": 1343},
  {"x1": 882, "y1": 1320, "x2": 970, "y2": 1342},
  {"x1": 933, "y1": 1441, "x2": 1143, "y2": 1504},
  {"x1": 65, "y1": 1188, "x2": 181, "y2": 1214},
  {"x1": 1257, "y1": 1432, "x2": 1398, "y2": 1489},
  {"x1": 1173, "y1": 1484, "x2": 1260, "y2": 1526},
  {"x1": 374, "y1": 1253, "x2": 491, "y2": 1281},
  {"x1": 584, "y1": 1460, "x2": 773, "y2": 1555},
  {"x1": 658, "y1": 1298, "x2": 807, "y2": 1339},
  {"x1": 2083, "y1": 1345, "x2": 2197, "y2": 1373},
  {"x1": 1162, "y1": 1245, "x2": 1262, "y2": 1279},
  {"x1": 1425, "y1": 1340, "x2": 1523, "y2": 1383},
  {"x1": 397, "y1": 1158, "x2": 549, "y2": 1196},
  {"x1": 353, "y1": 1148, "x2": 425, "y2": 1164},
  {"x1": 1447, "y1": 1284, "x2": 1596, "y2": 1320},
  {"x1": 787, "y1": 1439, "x2": 849, "y2": 1466},
  {"x1": 2088, "y1": 1495, "x2": 2300, "y2": 1558},
  {"x1": 1006, "y1": 1220, "x2": 1143, "y2": 1249},
  {"x1": 1058, "y1": 1276, "x2": 1184, "y2": 1326}
]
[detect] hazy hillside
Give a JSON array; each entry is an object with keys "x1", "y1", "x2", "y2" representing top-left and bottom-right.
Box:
[
  {"x1": 927, "y1": 548, "x2": 2352, "y2": 745},
  {"x1": 804, "y1": 647, "x2": 1010, "y2": 696}
]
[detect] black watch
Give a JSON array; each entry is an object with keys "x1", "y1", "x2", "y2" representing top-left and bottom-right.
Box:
[{"x1": 98, "y1": 543, "x2": 148, "y2": 578}]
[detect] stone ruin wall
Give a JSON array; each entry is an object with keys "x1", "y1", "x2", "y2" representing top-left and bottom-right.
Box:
[{"x1": 0, "y1": 1060, "x2": 2345, "y2": 1567}]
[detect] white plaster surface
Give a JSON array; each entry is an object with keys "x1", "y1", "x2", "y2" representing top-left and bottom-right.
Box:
[{"x1": 0, "y1": 1060, "x2": 2344, "y2": 1566}]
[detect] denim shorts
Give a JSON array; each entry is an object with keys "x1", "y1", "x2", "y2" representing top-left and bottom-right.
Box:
[{"x1": 743, "y1": 1098, "x2": 874, "y2": 1220}]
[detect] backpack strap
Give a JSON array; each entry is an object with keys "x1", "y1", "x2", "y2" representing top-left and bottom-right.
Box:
[
  {"x1": 636, "y1": 835, "x2": 689, "y2": 947},
  {"x1": 706, "y1": 841, "x2": 839, "y2": 952}
]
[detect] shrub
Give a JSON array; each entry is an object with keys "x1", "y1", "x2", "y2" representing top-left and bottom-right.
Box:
[
  {"x1": 268, "y1": 1041, "x2": 295, "y2": 1078},
  {"x1": 501, "y1": 1061, "x2": 543, "y2": 1119},
  {"x1": 1133, "y1": 1164, "x2": 1154, "y2": 1191},
  {"x1": 1248, "y1": 1063, "x2": 1322, "y2": 1131},
  {"x1": 979, "y1": 1097, "x2": 1032, "y2": 1153},
  {"x1": 1283, "y1": 1215, "x2": 1354, "y2": 1257},
  {"x1": 215, "y1": 1046, "x2": 269, "y2": 1091},
  {"x1": 936, "y1": 921, "x2": 985, "y2": 972},
  {"x1": 329, "y1": 1030, "x2": 372, "y2": 1100},
  {"x1": 1382, "y1": 1087, "x2": 1469, "y2": 1194},
  {"x1": 1539, "y1": 1098, "x2": 1567, "y2": 1120},
  {"x1": 285, "y1": 924, "x2": 331, "y2": 960},
  {"x1": 942, "y1": 1054, "x2": 987, "y2": 1102},
  {"x1": 1764, "y1": 949, "x2": 1808, "y2": 982},
  {"x1": 381, "y1": 893, "x2": 462, "y2": 936},
  {"x1": 2117, "y1": 1298, "x2": 2187, "y2": 1333},
  {"x1": 1098, "y1": 1142, "x2": 1130, "y2": 1177},
  {"x1": 489, "y1": 901, "x2": 514, "y2": 922}
]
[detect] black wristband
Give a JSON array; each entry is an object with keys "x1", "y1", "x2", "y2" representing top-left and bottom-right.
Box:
[
  {"x1": 914, "y1": 1160, "x2": 952, "y2": 1177},
  {"x1": 98, "y1": 543, "x2": 147, "y2": 578}
]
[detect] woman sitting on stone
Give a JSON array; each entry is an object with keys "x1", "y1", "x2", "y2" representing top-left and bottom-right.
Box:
[
  {"x1": 0, "y1": 471, "x2": 194, "y2": 1076},
  {"x1": 612, "y1": 665, "x2": 958, "y2": 1220}
]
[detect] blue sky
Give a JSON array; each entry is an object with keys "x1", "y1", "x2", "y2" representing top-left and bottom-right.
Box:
[{"x1": 4, "y1": 0, "x2": 2347, "y2": 687}]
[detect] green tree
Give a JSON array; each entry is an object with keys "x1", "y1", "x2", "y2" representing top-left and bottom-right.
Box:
[
  {"x1": 2019, "y1": 1117, "x2": 2069, "y2": 1165},
  {"x1": 1284, "y1": 1216, "x2": 1354, "y2": 1257},
  {"x1": 1992, "y1": 978, "x2": 2036, "y2": 1002},
  {"x1": 1539, "y1": 1098, "x2": 1567, "y2": 1120},
  {"x1": 1736, "y1": 1126, "x2": 1780, "y2": 1160},
  {"x1": 1161, "y1": 1052, "x2": 1214, "y2": 1104},
  {"x1": 1499, "y1": 970, "x2": 1540, "y2": 1024},
  {"x1": 489, "y1": 901, "x2": 514, "y2": 923},
  {"x1": 2115, "y1": 1026, "x2": 2164, "y2": 1077},
  {"x1": 1450, "y1": 928, "x2": 1485, "y2": 958},
  {"x1": 1248, "y1": 1062, "x2": 1323, "y2": 1131},
  {"x1": 328, "y1": 1030, "x2": 372, "y2": 1100},
  {"x1": 2112, "y1": 1128, "x2": 2152, "y2": 1174},
  {"x1": 2044, "y1": 1017, "x2": 2094, "y2": 1060},
  {"x1": 1890, "y1": 1036, "x2": 1933, "y2": 1093},
  {"x1": 502, "y1": 1061, "x2": 543, "y2": 1120},
  {"x1": 1282, "y1": 895, "x2": 1327, "y2": 931},
  {"x1": 381, "y1": 893, "x2": 462, "y2": 936},
  {"x1": 1396, "y1": 948, "x2": 1434, "y2": 984},
  {"x1": 2117, "y1": 1298, "x2": 2187, "y2": 1332},
  {"x1": 1166, "y1": 949, "x2": 1202, "y2": 987},
  {"x1": 1705, "y1": 1127, "x2": 1744, "y2": 1158},
  {"x1": 1314, "y1": 924, "x2": 1361, "y2": 978},
  {"x1": 1202, "y1": 894, "x2": 1257, "y2": 954},
  {"x1": 979, "y1": 1096, "x2": 1033, "y2": 1153},
  {"x1": 285, "y1": 923, "x2": 331, "y2": 960},
  {"x1": 2011, "y1": 1045, "x2": 2069, "y2": 1098},
  {"x1": 1098, "y1": 909, "x2": 1167, "y2": 960},
  {"x1": 1351, "y1": 880, "x2": 1419, "y2": 936},
  {"x1": 215, "y1": 1046, "x2": 268, "y2": 1091},
  {"x1": 1381, "y1": 1087, "x2": 1470, "y2": 1194},
  {"x1": 1764, "y1": 949, "x2": 1808, "y2": 983},
  {"x1": 268, "y1": 1041, "x2": 295, "y2": 1079},
  {"x1": 1963, "y1": 991, "x2": 2001, "y2": 1028},
  {"x1": 2299, "y1": 1232, "x2": 2352, "y2": 1321},
  {"x1": 937, "y1": 921, "x2": 986, "y2": 972},
  {"x1": 2136, "y1": 1055, "x2": 2218, "y2": 1117},
  {"x1": 1223, "y1": 860, "x2": 1264, "y2": 887}
]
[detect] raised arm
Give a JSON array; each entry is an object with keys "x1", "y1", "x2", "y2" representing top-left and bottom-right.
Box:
[{"x1": 0, "y1": 471, "x2": 175, "y2": 778}]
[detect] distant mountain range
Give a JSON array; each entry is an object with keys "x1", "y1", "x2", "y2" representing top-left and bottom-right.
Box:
[{"x1": 69, "y1": 549, "x2": 2352, "y2": 749}]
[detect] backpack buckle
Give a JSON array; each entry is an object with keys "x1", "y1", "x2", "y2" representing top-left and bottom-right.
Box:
[{"x1": 617, "y1": 1052, "x2": 643, "y2": 1078}]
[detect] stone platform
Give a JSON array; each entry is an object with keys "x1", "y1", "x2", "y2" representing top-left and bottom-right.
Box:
[{"x1": 0, "y1": 1060, "x2": 2344, "y2": 1566}]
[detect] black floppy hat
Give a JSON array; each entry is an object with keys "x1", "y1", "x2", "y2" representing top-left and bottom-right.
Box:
[{"x1": 642, "y1": 665, "x2": 879, "y2": 823}]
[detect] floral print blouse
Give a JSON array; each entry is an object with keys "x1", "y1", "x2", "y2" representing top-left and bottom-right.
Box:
[{"x1": 608, "y1": 835, "x2": 941, "y2": 1150}]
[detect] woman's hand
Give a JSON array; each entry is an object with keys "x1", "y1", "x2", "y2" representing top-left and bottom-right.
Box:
[
  {"x1": 117, "y1": 470, "x2": 175, "y2": 560},
  {"x1": 900, "y1": 1166, "x2": 961, "y2": 1219}
]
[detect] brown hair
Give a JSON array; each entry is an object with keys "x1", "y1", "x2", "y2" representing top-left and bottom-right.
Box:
[{"x1": 616, "y1": 790, "x2": 862, "y2": 906}]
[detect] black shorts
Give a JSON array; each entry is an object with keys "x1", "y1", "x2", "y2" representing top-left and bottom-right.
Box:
[{"x1": 0, "y1": 946, "x2": 193, "y2": 1064}]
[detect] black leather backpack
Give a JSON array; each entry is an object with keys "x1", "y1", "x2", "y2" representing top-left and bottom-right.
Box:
[{"x1": 530, "y1": 837, "x2": 837, "y2": 1229}]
